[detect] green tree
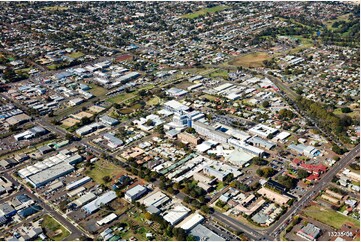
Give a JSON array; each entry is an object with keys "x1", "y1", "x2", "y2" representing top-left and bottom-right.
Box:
[
  {"x1": 262, "y1": 101, "x2": 270, "y2": 108},
  {"x1": 102, "y1": 176, "x2": 111, "y2": 183},
  {"x1": 297, "y1": 169, "x2": 309, "y2": 179}
]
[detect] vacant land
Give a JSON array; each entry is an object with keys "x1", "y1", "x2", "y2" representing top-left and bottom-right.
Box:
[
  {"x1": 200, "y1": 94, "x2": 218, "y2": 101},
  {"x1": 230, "y1": 52, "x2": 270, "y2": 68},
  {"x1": 88, "y1": 83, "x2": 108, "y2": 97},
  {"x1": 42, "y1": 6, "x2": 69, "y2": 11},
  {"x1": 41, "y1": 215, "x2": 70, "y2": 241},
  {"x1": 146, "y1": 96, "x2": 160, "y2": 106},
  {"x1": 303, "y1": 205, "x2": 360, "y2": 229},
  {"x1": 209, "y1": 69, "x2": 229, "y2": 79},
  {"x1": 67, "y1": 51, "x2": 84, "y2": 59},
  {"x1": 107, "y1": 92, "x2": 137, "y2": 104},
  {"x1": 333, "y1": 108, "x2": 360, "y2": 118},
  {"x1": 86, "y1": 159, "x2": 123, "y2": 186},
  {"x1": 175, "y1": 81, "x2": 194, "y2": 89},
  {"x1": 182, "y1": 5, "x2": 229, "y2": 19}
]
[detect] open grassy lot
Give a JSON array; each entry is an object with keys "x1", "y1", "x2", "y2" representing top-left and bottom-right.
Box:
[
  {"x1": 303, "y1": 205, "x2": 360, "y2": 229},
  {"x1": 67, "y1": 51, "x2": 84, "y2": 59},
  {"x1": 15, "y1": 67, "x2": 32, "y2": 74},
  {"x1": 47, "y1": 64, "x2": 59, "y2": 70},
  {"x1": 333, "y1": 108, "x2": 360, "y2": 118},
  {"x1": 107, "y1": 84, "x2": 154, "y2": 104},
  {"x1": 209, "y1": 69, "x2": 228, "y2": 79},
  {"x1": 175, "y1": 81, "x2": 194, "y2": 89},
  {"x1": 88, "y1": 83, "x2": 108, "y2": 97},
  {"x1": 41, "y1": 215, "x2": 70, "y2": 241},
  {"x1": 324, "y1": 14, "x2": 351, "y2": 30},
  {"x1": 146, "y1": 96, "x2": 160, "y2": 106},
  {"x1": 230, "y1": 52, "x2": 270, "y2": 68},
  {"x1": 200, "y1": 94, "x2": 218, "y2": 101},
  {"x1": 289, "y1": 36, "x2": 315, "y2": 54},
  {"x1": 86, "y1": 159, "x2": 123, "y2": 186},
  {"x1": 107, "y1": 92, "x2": 137, "y2": 104},
  {"x1": 182, "y1": 5, "x2": 229, "y2": 19},
  {"x1": 42, "y1": 6, "x2": 69, "y2": 11}
]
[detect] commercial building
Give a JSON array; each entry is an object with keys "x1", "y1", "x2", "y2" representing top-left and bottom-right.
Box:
[
  {"x1": 247, "y1": 136, "x2": 276, "y2": 150},
  {"x1": 14, "y1": 126, "x2": 48, "y2": 141},
  {"x1": 164, "y1": 100, "x2": 189, "y2": 113},
  {"x1": 178, "y1": 132, "x2": 201, "y2": 145},
  {"x1": 178, "y1": 213, "x2": 204, "y2": 231},
  {"x1": 67, "y1": 186, "x2": 86, "y2": 198},
  {"x1": 142, "y1": 191, "x2": 170, "y2": 208},
  {"x1": 193, "y1": 121, "x2": 230, "y2": 144},
  {"x1": 257, "y1": 187, "x2": 290, "y2": 206},
  {"x1": 163, "y1": 204, "x2": 190, "y2": 226},
  {"x1": 166, "y1": 87, "x2": 188, "y2": 97},
  {"x1": 289, "y1": 144, "x2": 320, "y2": 157},
  {"x1": 6, "y1": 113, "x2": 31, "y2": 126},
  {"x1": 190, "y1": 224, "x2": 225, "y2": 241},
  {"x1": 83, "y1": 191, "x2": 117, "y2": 214},
  {"x1": 76, "y1": 122, "x2": 104, "y2": 136},
  {"x1": 97, "y1": 213, "x2": 118, "y2": 226},
  {"x1": 99, "y1": 115, "x2": 119, "y2": 126},
  {"x1": 249, "y1": 124, "x2": 278, "y2": 138},
  {"x1": 228, "y1": 138, "x2": 264, "y2": 157},
  {"x1": 27, "y1": 162, "x2": 75, "y2": 188},
  {"x1": 203, "y1": 166, "x2": 228, "y2": 181},
  {"x1": 124, "y1": 185, "x2": 148, "y2": 202},
  {"x1": 296, "y1": 223, "x2": 321, "y2": 241},
  {"x1": 103, "y1": 133, "x2": 123, "y2": 149},
  {"x1": 66, "y1": 176, "x2": 92, "y2": 191},
  {"x1": 116, "y1": 72, "x2": 140, "y2": 84},
  {"x1": 70, "y1": 192, "x2": 96, "y2": 208}
]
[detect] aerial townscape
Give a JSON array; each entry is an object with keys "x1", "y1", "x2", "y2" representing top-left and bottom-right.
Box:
[{"x1": 0, "y1": 1, "x2": 359, "y2": 242}]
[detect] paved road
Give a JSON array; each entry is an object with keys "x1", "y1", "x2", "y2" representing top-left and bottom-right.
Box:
[
  {"x1": 212, "y1": 210, "x2": 272, "y2": 241},
  {"x1": 267, "y1": 144, "x2": 360, "y2": 238}
]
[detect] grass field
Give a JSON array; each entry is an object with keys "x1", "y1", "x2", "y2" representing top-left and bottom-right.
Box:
[
  {"x1": 289, "y1": 36, "x2": 314, "y2": 54},
  {"x1": 88, "y1": 83, "x2": 108, "y2": 97},
  {"x1": 15, "y1": 67, "x2": 32, "y2": 74},
  {"x1": 107, "y1": 84, "x2": 154, "y2": 104},
  {"x1": 42, "y1": 215, "x2": 70, "y2": 241},
  {"x1": 182, "y1": 5, "x2": 229, "y2": 19},
  {"x1": 200, "y1": 94, "x2": 218, "y2": 101},
  {"x1": 333, "y1": 108, "x2": 360, "y2": 118},
  {"x1": 86, "y1": 159, "x2": 123, "y2": 186},
  {"x1": 107, "y1": 92, "x2": 137, "y2": 104},
  {"x1": 146, "y1": 96, "x2": 160, "y2": 106},
  {"x1": 216, "y1": 181, "x2": 225, "y2": 191},
  {"x1": 303, "y1": 205, "x2": 360, "y2": 229},
  {"x1": 324, "y1": 14, "x2": 351, "y2": 30},
  {"x1": 175, "y1": 81, "x2": 194, "y2": 89},
  {"x1": 209, "y1": 69, "x2": 229, "y2": 79},
  {"x1": 67, "y1": 52, "x2": 84, "y2": 59},
  {"x1": 42, "y1": 6, "x2": 69, "y2": 11},
  {"x1": 230, "y1": 52, "x2": 270, "y2": 68},
  {"x1": 47, "y1": 64, "x2": 59, "y2": 70}
]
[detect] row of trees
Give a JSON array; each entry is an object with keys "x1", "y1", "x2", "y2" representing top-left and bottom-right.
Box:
[{"x1": 295, "y1": 96, "x2": 353, "y2": 141}]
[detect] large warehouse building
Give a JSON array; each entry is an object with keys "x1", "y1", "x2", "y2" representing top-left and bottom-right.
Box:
[{"x1": 27, "y1": 162, "x2": 74, "y2": 188}]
